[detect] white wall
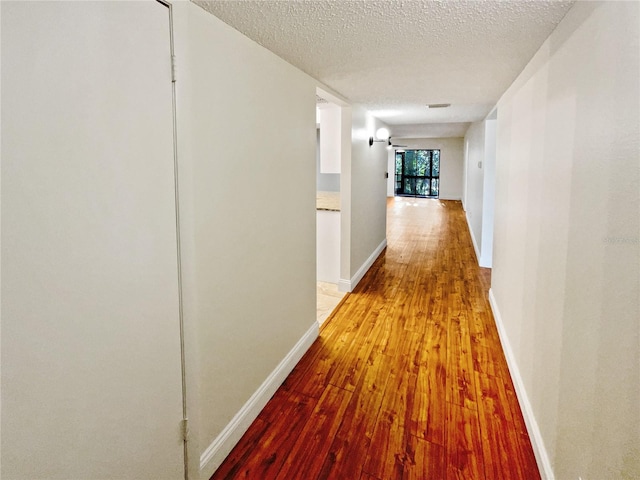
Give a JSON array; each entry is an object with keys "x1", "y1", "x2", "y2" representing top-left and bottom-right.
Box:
[
  {"x1": 2, "y1": 2, "x2": 185, "y2": 478},
  {"x1": 317, "y1": 211, "x2": 340, "y2": 283},
  {"x1": 386, "y1": 137, "x2": 464, "y2": 200},
  {"x1": 480, "y1": 118, "x2": 496, "y2": 267},
  {"x1": 463, "y1": 118, "x2": 496, "y2": 267},
  {"x1": 173, "y1": 3, "x2": 318, "y2": 477},
  {"x1": 318, "y1": 103, "x2": 341, "y2": 174},
  {"x1": 491, "y1": 2, "x2": 639, "y2": 479},
  {"x1": 342, "y1": 107, "x2": 388, "y2": 291},
  {"x1": 387, "y1": 151, "x2": 397, "y2": 197},
  {"x1": 463, "y1": 122, "x2": 486, "y2": 261},
  {"x1": 317, "y1": 130, "x2": 340, "y2": 192},
  {"x1": 339, "y1": 107, "x2": 353, "y2": 288}
]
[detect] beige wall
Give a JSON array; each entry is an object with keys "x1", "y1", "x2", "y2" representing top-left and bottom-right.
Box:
[
  {"x1": 463, "y1": 119, "x2": 497, "y2": 268},
  {"x1": 173, "y1": 3, "x2": 318, "y2": 477},
  {"x1": 463, "y1": 122, "x2": 486, "y2": 258},
  {"x1": 2, "y1": 2, "x2": 185, "y2": 478},
  {"x1": 491, "y1": 1, "x2": 639, "y2": 478},
  {"x1": 347, "y1": 107, "x2": 389, "y2": 286}
]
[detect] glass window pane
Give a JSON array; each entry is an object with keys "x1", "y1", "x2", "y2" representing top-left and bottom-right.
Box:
[
  {"x1": 404, "y1": 151, "x2": 415, "y2": 176},
  {"x1": 432, "y1": 150, "x2": 440, "y2": 177},
  {"x1": 416, "y1": 150, "x2": 428, "y2": 176},
  {"x1": 394, "y1": 149, "x2": 440, "y2": 199},
  {"x1": 407, "y1": 177, "x2": 416, "y2": 195},
  {"x1": 417, "y1": 179, "x2": 430, "y2": 196}
]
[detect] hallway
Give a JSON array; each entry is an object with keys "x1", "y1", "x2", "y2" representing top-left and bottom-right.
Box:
[{"x1": 211, "y1": 197, "x2": 540, "y2": 479}]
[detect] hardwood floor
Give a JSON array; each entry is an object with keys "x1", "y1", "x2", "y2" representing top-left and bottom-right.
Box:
[{"x1": 211, "y1": 197, "x2": 540, "y2": 480}]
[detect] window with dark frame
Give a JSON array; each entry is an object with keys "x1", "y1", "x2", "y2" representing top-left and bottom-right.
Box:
[{"x1": 395, "y1": 149, "x2": 440, "y2": 198}]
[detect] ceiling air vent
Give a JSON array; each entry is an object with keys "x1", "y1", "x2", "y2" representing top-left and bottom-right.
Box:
[{"x1": 426, "y1": 103, "x2": 451, "y2": 108}]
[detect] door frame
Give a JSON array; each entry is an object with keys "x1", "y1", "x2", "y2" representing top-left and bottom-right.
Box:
[{"x1": 155, "y1": 1, "x2": 189, "y2": 478}]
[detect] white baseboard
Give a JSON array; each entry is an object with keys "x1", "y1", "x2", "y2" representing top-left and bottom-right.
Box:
[
  {"x1": 488, "y1": 289, "x2": 555, "y2": 480},
  {"x1": 338, "y1": 238, "x2": 387, "y2": 292},
  {"x1": 464, "y1": 211, "x2": 493, "y2": 268},
  {"x1": 465, "y1": 211, "x2": 482, "y2": 265},
  {"x1": 337, "y1": 278, "x2": 351, "y2": 292},
  {"x1": 439, "y1": 195, "x2": 462, "y2": 201},
  {"x1": 199, "y1": 321, "x2": 319, "y2": 479}
]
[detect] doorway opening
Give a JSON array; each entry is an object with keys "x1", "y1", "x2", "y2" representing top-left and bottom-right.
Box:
[
  {"x1": 395, "y1": 149, "x2": 440, "y2": 198},
  {"x1": 315, "y1": 88, "x2": 347, "y2": 326}
]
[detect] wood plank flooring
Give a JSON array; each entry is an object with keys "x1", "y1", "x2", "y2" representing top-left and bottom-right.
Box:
[{"x1": 211, "y1": 197, "x2": 540, "y2": 480}]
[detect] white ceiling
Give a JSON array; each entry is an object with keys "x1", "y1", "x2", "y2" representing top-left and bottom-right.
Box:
[{"x1": 193, "y1": 0, "x2": 575, "y2": 138}]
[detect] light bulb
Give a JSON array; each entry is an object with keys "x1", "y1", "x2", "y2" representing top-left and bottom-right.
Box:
[{"x1": 375, "y1": 127, "x2": 390, "y2": 141}]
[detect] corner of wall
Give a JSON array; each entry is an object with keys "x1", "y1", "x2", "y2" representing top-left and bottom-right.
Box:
[{"x1": 339, "y1": 238, "x2": 387, "y2": 292}]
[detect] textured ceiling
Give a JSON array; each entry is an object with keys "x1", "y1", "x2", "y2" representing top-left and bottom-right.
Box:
[{"x1": 193, "y1": 0, "x2": 575, "y2": 137}]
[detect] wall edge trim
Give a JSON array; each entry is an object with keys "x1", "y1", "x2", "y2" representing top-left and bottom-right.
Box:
[
  {"x1": 488, "y1": 288, "x2": 555, "y2": 480},
  {"x1": 198, "y1": 321, "x2": 319, "y2": 478}
]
